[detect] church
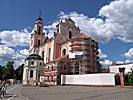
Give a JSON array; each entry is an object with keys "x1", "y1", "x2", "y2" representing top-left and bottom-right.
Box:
[{"x1": 22, "y1": 15, "x2": 102, "y2": 85}]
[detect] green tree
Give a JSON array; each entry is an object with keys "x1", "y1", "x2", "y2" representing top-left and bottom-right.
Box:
[
  {"x1": 6, "y1": 61, "x2": 14, "y2": 79},
  {"x1": 115, "y1": 74, "x2": 120, "y2": 85},
  {"x1": 2, "y1": 67, "x2": 8, "y2": 80},
  {"x1": 0, "y1": 65, "x2": 3, "y2": 79},
  {"x1": 0, "y1": 66, "x2": 2, "y2": 79},
  {"x1": 15, "y1": 64, "x2": 24, "y2": 80},
  {"x1": 127, "y1": 69, "x2": 133, "y2": 86}
]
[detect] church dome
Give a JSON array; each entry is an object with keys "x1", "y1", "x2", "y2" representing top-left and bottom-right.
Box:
[{"x1": 25, "y1": 54, "x2": 43, "y2": 60}]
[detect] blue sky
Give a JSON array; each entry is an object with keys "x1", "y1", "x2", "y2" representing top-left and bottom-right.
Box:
[{"x1": 0, "y1": 0, "x2": 133, "y2": 68}]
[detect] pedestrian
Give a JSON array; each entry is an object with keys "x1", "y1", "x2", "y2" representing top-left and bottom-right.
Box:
[{"x1": 0, "y1": 81, "x2": 6, "y2": 97}]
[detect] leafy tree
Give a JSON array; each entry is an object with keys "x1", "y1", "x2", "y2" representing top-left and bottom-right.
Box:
[
  {"x1": 127, "y1": 69, "x2": 133, "y2": 86},
  {"x1": 0, "y1": 65, "x2": 3, "y2": 79},
  {"x1": 2, "y1": 67, "x2": 8, "y2": 80},
  {"x1": 115, "y1": 74, "x2": 120, "y2": 85},
  {"x1": 15, "y1": 64, "x2": 24, "y2": 80},
  {"x1": 6, "y1": 61, "x2": 14, "y2": 79}
]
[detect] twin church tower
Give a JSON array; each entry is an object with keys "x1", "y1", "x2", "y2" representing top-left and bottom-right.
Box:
[{"x1": 23, "y1": 14, "x2": 101, "y2": 85}]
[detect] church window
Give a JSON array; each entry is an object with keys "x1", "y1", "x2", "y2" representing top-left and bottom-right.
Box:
[
  {"x1": 40, "y1": 62, "x2": 42, "y2": 66},
  {"x1": 30, "y1": 70, "x2": 33, "y2": 78},
  {"x1": 31, "y1": 61, "x2": 34, "y2": 65},
  {"x1": 38, "y1": 39, "x2": 40, "y2": 46},
  {"x1": 62, "y1": 49, "x2": 66, "y2": 56},
  {"x1": 48, "y1": 48, "x2": 51, "y2": 61},
  {"x1": 63, "y1": 64, "x2": 67, "y2": 70},
  {"x1": 69, "y1": 31, "x2": 72, "y2": 39},
  {"x1": 47, "y1": 75, "x2": 49, "y2": 82},
  {"x1": 51, "y1": 65, "x2": 54, "y2": 71},
  {"x1": 38, "y1": 26, "x2": 41, "y2": 35},
  {"x1": 51, "y1": 76, "x2": 53, "y2": 82},
  {"x1": 42, "y1": 51, "x2": 44, "y2": 60}
]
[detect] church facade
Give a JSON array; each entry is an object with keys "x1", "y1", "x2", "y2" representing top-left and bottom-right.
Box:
[{"x1": 23, "y1": 15, "x2": 102, "y2": 85}]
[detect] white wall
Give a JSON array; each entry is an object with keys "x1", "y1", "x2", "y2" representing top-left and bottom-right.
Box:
[
  {"x1": 61, "y1": 73, "x2": 115, "y2": 85},
  {"x1": 109, "y1": 63, "x2": 133, "y2": 74}
]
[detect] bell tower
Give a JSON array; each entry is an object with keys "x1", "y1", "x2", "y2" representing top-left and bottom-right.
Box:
[{"x1": 29, "y1": 12, "x2": 45, "y2": 55}]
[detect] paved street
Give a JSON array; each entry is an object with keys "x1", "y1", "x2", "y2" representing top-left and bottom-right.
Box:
[
  {"x1": 23, "y1": 86, "x2": 133, "y2": 100},
  {"x1": 1, "y1": 84, "x2": 30, "y2": 100}
]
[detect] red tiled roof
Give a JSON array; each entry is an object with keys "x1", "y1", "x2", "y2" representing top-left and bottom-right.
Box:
[
  {"x1": 46, "y1": 54, "x2": 69, "y2": 64},
  {"x1": 46, "y1": 36, "x2": 53, "y2": 42},
  {"x1": 71, "y1": 33, "x2": 90, "y2": 40}
]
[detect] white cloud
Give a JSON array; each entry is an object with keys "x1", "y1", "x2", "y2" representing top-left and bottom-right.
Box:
[
  {"x1": 124, "y1": 48, "x2": 133, "y2": 59},
  {"x1": 100, "y1": 60, "x2": 113, "y2": 66},
  {"x1": 0, "y1": 45, "x2": 15, "y2": 61},
  {"x1": 0, "y1": 28, "x2": 30, "y2": 47},
  {"x1": 1, "y1": 0, "x2": 132, "y2": 47},
  {"x1": 125, "y1": 60, "x2": 133, "y2": 63},
  {"x1": 99, "y1": 0, "x2": 133, "y2": 42},
  {"x1": 0, "y1": 45, "x2": 29, "y2": 67},
  {"x1": 116, "y1": 61, "x2": 124, "y2": 64},
  {"x1": 98, "y1": 49, "x2": 107, "y2": 60},
  {"x1": 97, "y1": 49, "x2": 112, "y2": 66},
  {"x1": 44, "y1": 0, "x2": 132, "y2": 43}
]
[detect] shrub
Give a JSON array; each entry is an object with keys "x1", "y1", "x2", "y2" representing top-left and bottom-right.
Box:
[
  {"x1": 40, "y1": 84, "x2": 50, "y2": 87},
  {"x1": 115, "y1": 74, "x2": 120, "y2": 85},
  {"x1": 127, "y1": 72, "x2": 133, "y2": 86}
]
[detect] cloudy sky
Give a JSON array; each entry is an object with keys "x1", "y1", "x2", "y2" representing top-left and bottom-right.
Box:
[{"x1": 0, "y1": 0, "x2": 133, "y2": 68}]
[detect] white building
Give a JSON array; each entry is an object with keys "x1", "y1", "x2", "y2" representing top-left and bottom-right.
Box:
[
  {"x1": 109, "y1": 63, "x2": 133, "y2": 74},
  {"x1": 23, "y1": 54, "x2": 44, "y2": 85}
]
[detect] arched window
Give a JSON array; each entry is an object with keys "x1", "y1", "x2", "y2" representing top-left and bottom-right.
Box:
[
  {"x1": 74, "y1": 62, "x2": 80, "y2": 74},
  {"x1": 38, "y1": 39, "x2": 40, "y2": 46},
  {"x1": 30, "y1": 70, "x2": 33, "y2": 78},
  {"x1": 51, "y1": 75, "x2": 53, "y2": 82},
  {"x1": 69, "y1": 31, "x2": 72, "y2": 39},
  {"x1": 51, "y1": 65, "x2": 54, "y2": 71},
  {"x1": 62, "y1": 49, "x2": 66, "y2": 56},
  {"x1": 47, "y1": 75, "x2": 49, "y2": 82},
  {"x1": 48, "y1": 66, "x2": 49, "y2": 71},
  {"x1": 48, "y1": 48, "x2": 51, "y2": 61},
  {"x1": 42, "y1": 51, "x2": 44, "y2": 60},
  {"x1": 63, "y1": 64, "x2": 67, "y2": 70}
]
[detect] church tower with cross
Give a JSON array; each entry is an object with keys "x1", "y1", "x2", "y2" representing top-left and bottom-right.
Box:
[
  {"x1": 23, "y1": 12, "x2": 101, "y2": 85},
  {"x1": 29, "y1": 12, "x2": 46, "y2": 55}
]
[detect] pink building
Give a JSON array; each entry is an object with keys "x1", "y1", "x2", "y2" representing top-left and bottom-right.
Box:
[{"x1": 23, "y1": 15, "x2": 102, "y2": 85}]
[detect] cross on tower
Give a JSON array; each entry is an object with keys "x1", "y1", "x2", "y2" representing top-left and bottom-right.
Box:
[{"x1": 39, "y1": 11, "x2": 41, "y2": 17}]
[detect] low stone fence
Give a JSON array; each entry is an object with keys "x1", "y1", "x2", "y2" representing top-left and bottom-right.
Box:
[{"x1": 61, "y1": 73, "x2": 115, "y2": 86}]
